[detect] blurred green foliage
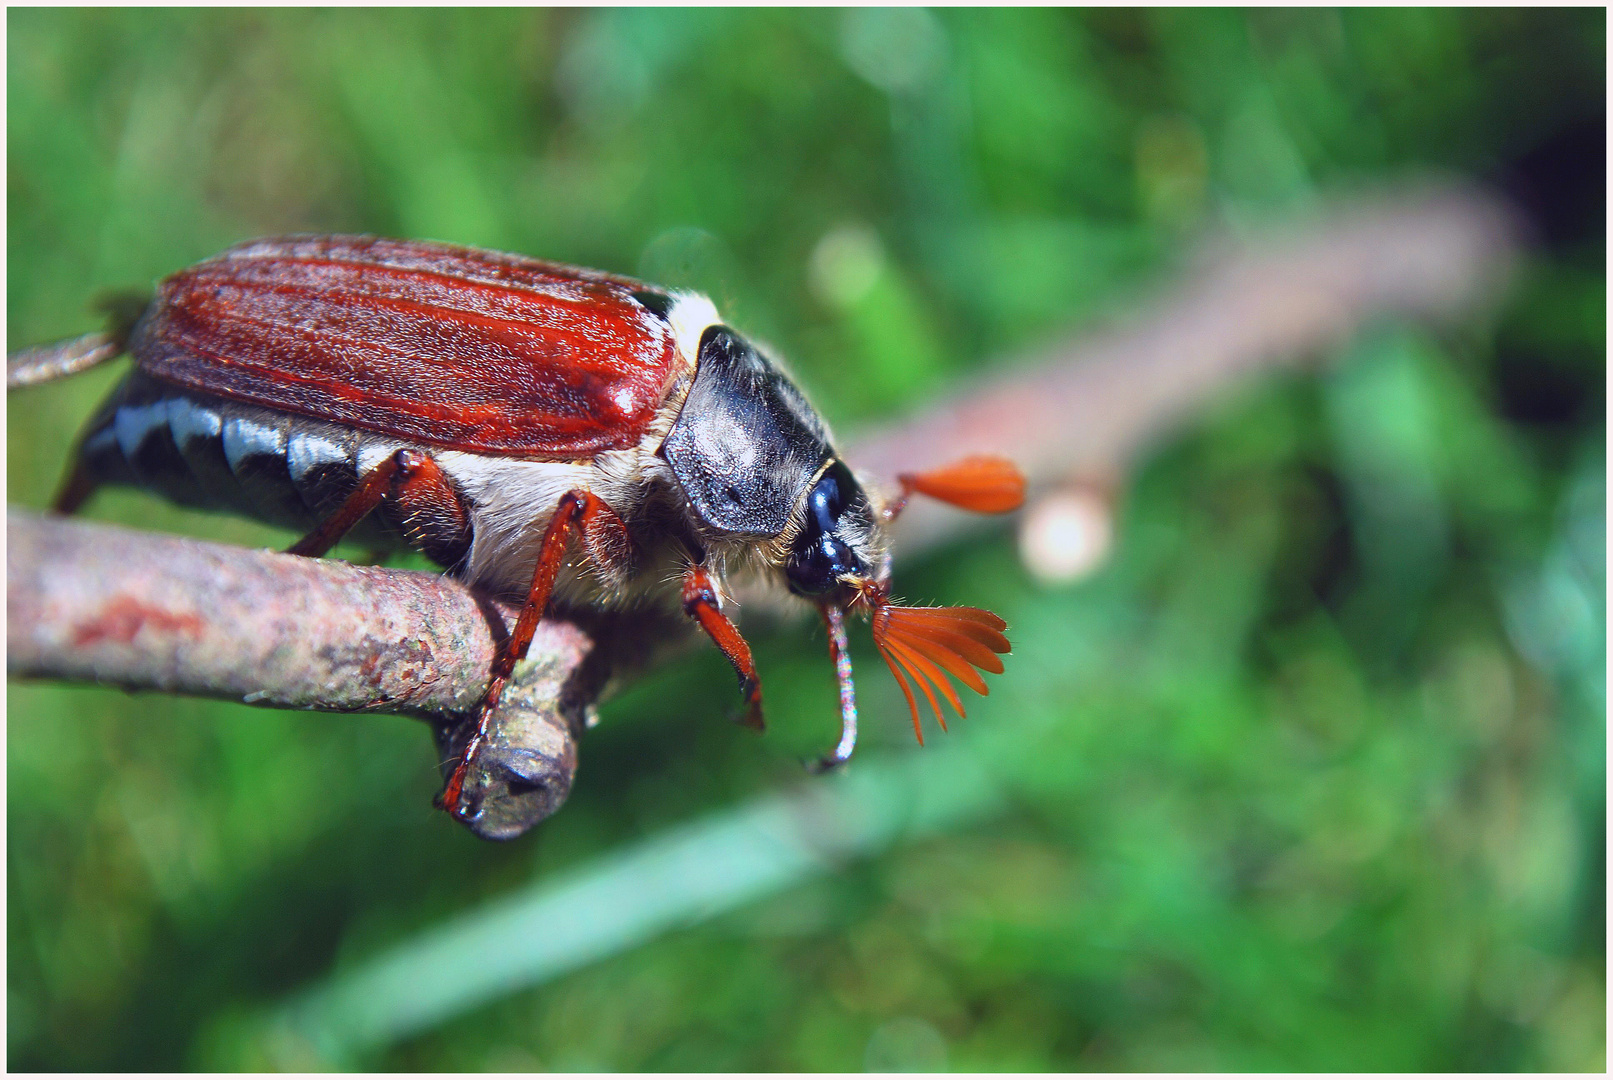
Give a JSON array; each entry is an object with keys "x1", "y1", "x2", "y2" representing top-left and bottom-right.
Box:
[{"x1": 8, "y1": 7, "x2": 1604, "y2": 1071}]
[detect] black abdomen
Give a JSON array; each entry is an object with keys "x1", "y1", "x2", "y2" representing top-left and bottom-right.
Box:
[{"x1": 66, "y1": 371, "x2": 469, "y2": 566}]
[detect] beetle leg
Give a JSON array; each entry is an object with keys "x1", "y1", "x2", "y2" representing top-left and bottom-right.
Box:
[
  {"x1": 883, "y1": 454, "x2": 1026, "y2": 522},
  {"x1": 680, "y1": 564, "x2": 765, "y2": 732},
  {"x1": 439, "y1": 490, "x2": 625, "y2": 819},
  {"x1": 287, "y1": 448, "x2": 413, "y2": 557},
  {"x1": 808, "y1": 603, "x2": 859, "y2": 772},
  {"x1": 286, "y1": 448, "x2": 463, "y2": 558}
]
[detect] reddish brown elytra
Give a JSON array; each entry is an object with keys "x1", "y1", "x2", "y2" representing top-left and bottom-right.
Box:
[{"x1": 50, "y1": 235, "x2": 1026, "y2": 833}]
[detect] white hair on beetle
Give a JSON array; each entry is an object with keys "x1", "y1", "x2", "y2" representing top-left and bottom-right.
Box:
[{"x1": 665, "y1": 292, "x2": 721, "y2": 367}]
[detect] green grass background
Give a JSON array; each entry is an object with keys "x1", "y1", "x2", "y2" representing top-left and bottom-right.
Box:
[{"x1": 8, "y1": 8, "x2": 1604, "y2": 1070}]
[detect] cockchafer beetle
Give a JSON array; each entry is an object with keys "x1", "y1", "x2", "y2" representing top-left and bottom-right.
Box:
[{"x1": 45, "y1": 235, "x2": 1025, "y2": 827}]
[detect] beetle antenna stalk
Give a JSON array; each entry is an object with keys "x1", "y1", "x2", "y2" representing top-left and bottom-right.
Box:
[{"x1": 810, "y1": 604, "x2": 858, "y2": 772}]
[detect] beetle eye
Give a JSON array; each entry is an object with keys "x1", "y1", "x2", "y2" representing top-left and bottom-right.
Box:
[
  {"x1": 786, "y1": 461, "x2": 869, "y2": 597},
  {"x1": 787, "y1": 530, "x2": 855, "y2": 595}
]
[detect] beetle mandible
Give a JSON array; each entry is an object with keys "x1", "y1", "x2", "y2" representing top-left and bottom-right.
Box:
[{"x1": 49, "y1": 236, "x2": 1025, "y2": 826}]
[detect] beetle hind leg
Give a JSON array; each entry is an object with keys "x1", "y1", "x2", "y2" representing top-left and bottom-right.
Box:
[{"x1": 288, "y1": 448, "x2": 451, "y2": 557}]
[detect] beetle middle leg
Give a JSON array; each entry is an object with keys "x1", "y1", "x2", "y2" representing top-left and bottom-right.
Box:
[
  {"x1": 439, "y1": 489, "x2": 629, "y2": 820},
  {"x1": 681, "y1": 564, "x2": 765, "y2": 732}
]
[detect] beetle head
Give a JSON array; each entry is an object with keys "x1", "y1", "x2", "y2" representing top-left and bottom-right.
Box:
[{"x1": 789, "y1": 454, "x2": 1024, "y2": 768}]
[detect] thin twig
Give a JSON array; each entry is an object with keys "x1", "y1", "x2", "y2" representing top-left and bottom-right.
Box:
[
  {"x1": 5, "y1": 510, "x2": 611, "y2": 838},
  {"x1": 6, "y1": 330, "x2": 123, "y2": 388}
]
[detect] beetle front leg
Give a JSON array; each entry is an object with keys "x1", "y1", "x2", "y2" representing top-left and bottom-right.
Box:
[
  {"x1": 681, "y1": 564, "x2": 765, "y2": 732},
  {"x1": 809, "y1": 603, "x2": 858, "y2": 772},
  {"x1": 439, "y1": 489, "x2": 628, "y2": 821}
]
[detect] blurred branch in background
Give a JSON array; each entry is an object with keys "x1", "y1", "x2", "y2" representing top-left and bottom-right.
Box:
[
  {"x1": 868, "y1": 182, "x2": 1521, "y2": 561},
  {"x1": 6, "y1": 182, "x2": 1527, "y2": 1064},
  {"x1": 5, "y1": 183, "x2": 1522, "y2": 845}
]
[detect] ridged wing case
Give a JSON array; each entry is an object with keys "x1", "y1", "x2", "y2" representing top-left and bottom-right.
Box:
[{"x1": 129, "y1": 236, "x2": 680, "y2": 458}]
